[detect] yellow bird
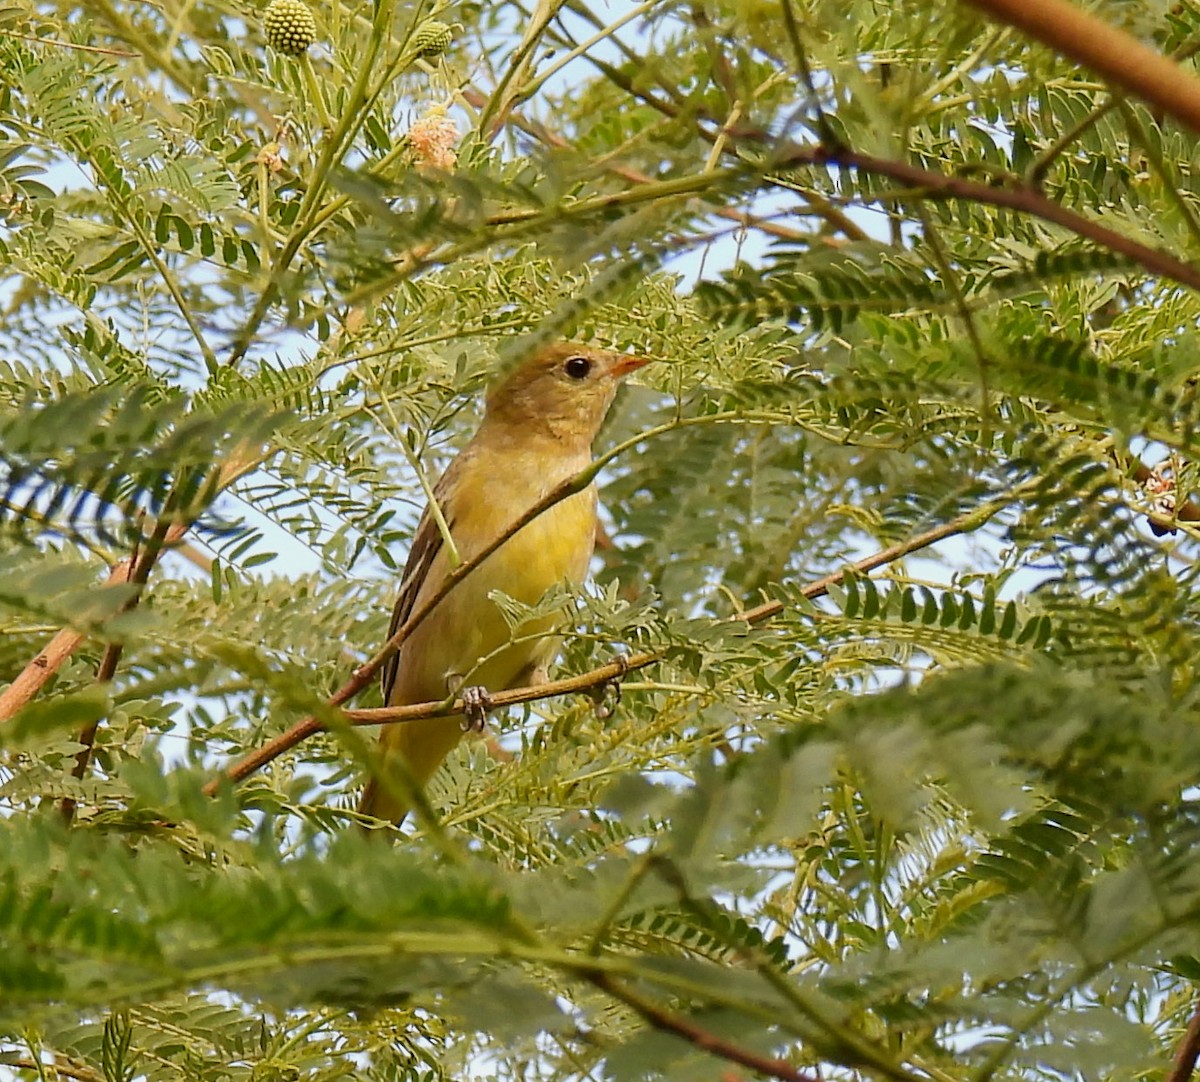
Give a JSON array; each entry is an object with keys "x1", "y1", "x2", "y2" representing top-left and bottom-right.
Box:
[{"x1": 358, "y1": 343, "x2": 648, "y2": 826}]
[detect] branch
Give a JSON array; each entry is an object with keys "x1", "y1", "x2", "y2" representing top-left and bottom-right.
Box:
[
  {"x1": 568, "y1": 42, "x2": 868, "y2": 242},
  {"x1": 0, "y1": 1055, "x2": 105, "y2": 1082},
  {"x1": 0, "y1": 519, "x2": 189, "y2": 723},
  {"x1": 204, "y1": 488, "x2": 1012, "y2": 792},
  {"x1": 801, "y1": 144, "x2": 1200, "y2": 294},
  {"x1": 458, "y1": 85, "x2": 822, "y2": 243},
  {"x1": 202, "y1": 453, "x2": 611, "y2": 795},
  {"x1": 60, "y1": 516, "x2": 176, "y2": 823},
  {"x1": 577, "y1": 30, "x2": 1200, "y2": 293},
  {"x1": 962, "y1": 0, "x2": 1200, "y2": 136},
  {"x1": 0, "y1": 446, "x2": 266, "y2": 723},
  {"x1": 1168, "y1": 992, "x2": 1200, "y2": 1082},
  {"x1": 587, "y1": 970, "x2": 821, "y2": 1082}
]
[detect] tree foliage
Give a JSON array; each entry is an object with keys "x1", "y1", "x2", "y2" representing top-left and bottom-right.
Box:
[{"x1": 3, "y1": 0, "x2": 1200, "y2": 1078}]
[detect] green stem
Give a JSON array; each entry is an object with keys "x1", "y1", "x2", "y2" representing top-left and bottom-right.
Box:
[
  {"x1": 225, "y1": 0, "x2": 395, "y2": 368},
  {"x1": 301, "y1": 53, "x2": 334, "y2": 132},
  {"x1": 124, "y1": 203, "x2": 218, "y2": 372}
]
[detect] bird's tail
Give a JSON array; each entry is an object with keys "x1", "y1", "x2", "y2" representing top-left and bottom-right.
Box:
[
  {"x1": 357, "y1": 775, "x2": 404, "y2": 830},
  {"x1": 356, "y1": 715, "x2": 466, "y2": 828}
]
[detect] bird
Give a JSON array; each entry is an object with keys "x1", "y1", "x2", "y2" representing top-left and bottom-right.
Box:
[{"x1": 357, "y1": 342, "x2": 649, "y2": 826}]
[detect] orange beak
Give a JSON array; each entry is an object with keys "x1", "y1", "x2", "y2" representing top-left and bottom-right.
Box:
[{"x1": 609, "y1": 354, "x2": 651, "y2": 379}]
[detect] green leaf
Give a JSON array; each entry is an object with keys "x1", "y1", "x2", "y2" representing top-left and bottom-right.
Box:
[{"x1": 0, "y1": 686, "x2": 110, "y2": 748}]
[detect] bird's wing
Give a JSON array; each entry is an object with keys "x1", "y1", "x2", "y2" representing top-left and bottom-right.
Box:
[{"x1": 379, "y1": 461, "x2": 462, "y2": 704}]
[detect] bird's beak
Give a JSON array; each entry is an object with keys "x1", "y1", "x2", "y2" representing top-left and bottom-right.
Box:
[{"x1": 609, "y1": 354, "x2": 651, "y2": 379}]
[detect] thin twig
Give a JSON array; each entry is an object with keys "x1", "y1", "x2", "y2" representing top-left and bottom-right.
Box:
[
  {"x1": 915, "y1": 203, "x2": 993, "y2": 445},
  {"x1": 459, "y1": 84, "x2": 816, "y2": 243},
  {"x1": 60, "y1": 517, "x2": 174, "y2": 823},
  {"x1": 0, "y1": 520, "x2": 189, "y2": 723},
  {"x1": 587, "y1": 970, "x2": 821, "y2": 1082},
  {"x1": 0, "y1": 1056, "x2": 105, "y2": 1082},
  {"x1": 202, "y1": 452, "x2": 610, "y2": 795},
  {"x1": 0, "y1": 447, "x2": 266, "y2": 722},
  {"x1": 801, "y1": 144, "x2": 1200, "y2": 294},
  {"x1": 1026, "y1": 36, "x2": 1200, "y2": 188},
  {"x1": 205, "y1": 489, "x2": 1012, "y2": 792},
  {"x1": 576, "y1": 31, "x2": 1200, "y2": 292},
  {"x1": 0, "y1": 30, "x2": 137, "y2": 56}
]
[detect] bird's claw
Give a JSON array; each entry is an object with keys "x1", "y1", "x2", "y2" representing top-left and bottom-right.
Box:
[
  {"x1": 588, "y1": 680, "x2": 621, "y2": 719},
  {"x1": 588, "y1": 655, "x2": 629, "y2": 719},
  {"x1": 460, "y1": 685, "x2": 493, "y2": 732}
]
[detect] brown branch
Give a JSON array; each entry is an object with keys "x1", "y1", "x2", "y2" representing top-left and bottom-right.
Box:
[
  {"x1": 457, "y1": 84, "x2": 828, "y2": 244},
  {"x1": 568, "y1": 49, "x2": 868, "y2": 242},
  {"x1": 1168, "y1": 993, "x2": 1200, "y2": 1082},
  {"x1": 0, "y1": 446, "x2": 265, "y2": 723},
  {"x1": 962, "y1": 0, "x2": 1200, "y2": 137},
  {"x1": 797, "y1": 145, "x2": 1200, "y2": 294},
  {"x1": 60, "y1": 648, "x2": 125, "y2": 826},
  {"x1": 0, "y1": 1056, "x2": 106, "y2": 1082},
  {"x1": 204, "y1": 491, "x2": 1009, "y2": 792},
  {"x1": 0, "y1": 520, "x2": 190, "y2": 723},
  {"x1": 0, "y1": 623, "x2": 89, "y2": 720},
  {"x1": 587, "y1": 970, "x2": 821, "y2": 1082},
  {"x1": 572, "y1": 26, "x2": 1200, "y2": 292},
  {"x1": 60, "y1": 518, "x2": 176, "y2": 823},
  {"x1": 176, "y1": 540, "x2": 215, "y2": 573},
  {"x1": 202, "y1": 460, "x2": 607, "y2": 795},
  {"x1": 526, "y1": 130, "x2": 811, "y2": 243}
]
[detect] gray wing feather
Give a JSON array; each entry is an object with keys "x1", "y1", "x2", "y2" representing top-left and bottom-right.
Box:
[{"x1": 379, "y1": 466, "x2": 459, "y2": 703}]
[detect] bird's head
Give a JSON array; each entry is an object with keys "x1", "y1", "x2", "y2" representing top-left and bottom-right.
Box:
[{"x1": 483, "y1": 343, "x2": 649, "y2": 448}]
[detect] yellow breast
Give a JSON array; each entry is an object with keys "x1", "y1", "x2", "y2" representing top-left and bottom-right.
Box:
[{"x1": 390, "y1": 462, "x2": 598, "y2": 706}]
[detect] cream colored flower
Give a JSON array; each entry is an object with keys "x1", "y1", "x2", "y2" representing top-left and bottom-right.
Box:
[{"x1": 406, "y1": 113, "x2": 459, "y2": 171}]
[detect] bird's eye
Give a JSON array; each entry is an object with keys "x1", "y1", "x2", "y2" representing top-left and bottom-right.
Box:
[{"x1": 564, "y1": 355, "x2": 593, "y2": 380}]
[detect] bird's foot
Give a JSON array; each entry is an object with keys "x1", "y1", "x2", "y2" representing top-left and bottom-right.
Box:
[
  {"x1": 588, "y1": 654, "x2": 629, "y2": 719},
  {"x1": 460, "y1": 685, "x2": 494, "y2": 732}
]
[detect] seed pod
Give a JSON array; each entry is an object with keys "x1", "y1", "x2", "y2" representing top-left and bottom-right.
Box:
[
  {"x1": 264, "y1": 0, "x2": 318, "y2": 56},
  {"x1": 411, "y1": 20, "x2": 453, "y2": 57}
]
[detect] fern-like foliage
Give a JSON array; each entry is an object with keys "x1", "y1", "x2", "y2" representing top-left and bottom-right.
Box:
[
  {"x1": 5, "y1": 0, "x2": 1200, "y2": 1080},
  {"x1": 0, "y1": 384, "x2": 287, "y2": 546}
]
